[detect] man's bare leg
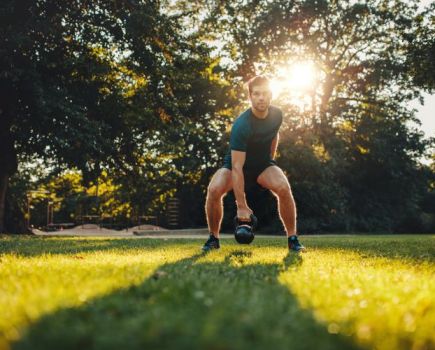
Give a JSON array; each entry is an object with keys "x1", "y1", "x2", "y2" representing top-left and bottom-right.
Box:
[
  {"x1": 257, "y1": 165, "x2": 304, "y2": 251},
  {"x1": 205, "y1": 168, "x2": 232, "y2": 238},
  {"x1": 257, "y1": 166, "x2": 296, "y2": 236}
]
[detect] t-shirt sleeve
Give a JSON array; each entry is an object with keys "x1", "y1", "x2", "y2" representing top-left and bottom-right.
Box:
[{"x1": 230, "y1": 119, "x2": 249, "y2": 152}]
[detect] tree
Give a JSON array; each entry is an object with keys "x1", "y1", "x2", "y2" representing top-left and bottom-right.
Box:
[
  {"x1": 192, "y1": 0, "x2": 434, "y2": 232},
  {"x1": 405, "y1": 2, "x2": 435, "y2": 91},
  {"x1": 1, "y1": 0, "x2": 234, "y2": 232},
  {"x1": 0, "y1": 0, "x2": 134, "y2": 231}
]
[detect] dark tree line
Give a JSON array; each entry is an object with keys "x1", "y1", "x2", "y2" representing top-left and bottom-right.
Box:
[{"x1": 1, "y1": 0, "x2": 434, "y2": 233}]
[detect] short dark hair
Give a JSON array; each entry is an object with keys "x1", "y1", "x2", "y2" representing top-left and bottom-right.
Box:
[{"x1": 247, "y1": 75, "x2": 271, "y2": 95}]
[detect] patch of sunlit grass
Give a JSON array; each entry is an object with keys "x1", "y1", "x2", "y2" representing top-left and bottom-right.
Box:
[
  {"x1": 279, "y1": 236, "x2": 435, "y2": 350},
  {"x1": 0, "y1": 235, "x2": 434, "y2": 350},
  {"x1": 0, "y1": 236, "x2": 196, "y2": 349}
]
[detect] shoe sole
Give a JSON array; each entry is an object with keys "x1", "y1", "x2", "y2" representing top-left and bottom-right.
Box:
[
  {"x1": 202, "y1": 246, "x2": 220, "y2": 252},
  {"x1": 289, "y1": 246, "x2": 306, "y2": 252}
]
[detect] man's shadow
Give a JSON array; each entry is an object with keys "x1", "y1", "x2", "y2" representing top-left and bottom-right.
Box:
[{"x1": 14, "y1": 250, "x2": 360, "y2": 350}]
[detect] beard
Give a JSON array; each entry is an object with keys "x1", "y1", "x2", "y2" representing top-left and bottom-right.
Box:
[{"x1": 254, "y1": 102, "x2": 268, "y2": 112}]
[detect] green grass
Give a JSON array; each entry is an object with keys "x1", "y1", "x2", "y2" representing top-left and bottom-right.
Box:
[{"x1": 0, "y1": 234, "x2": 434, "y2": 350}]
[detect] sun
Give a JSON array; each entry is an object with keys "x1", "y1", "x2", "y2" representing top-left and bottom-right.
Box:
[{"x1": 270, "y1": 61, "x2": 318, "y2": 99}]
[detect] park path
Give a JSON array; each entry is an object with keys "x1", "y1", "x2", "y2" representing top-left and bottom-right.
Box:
[
  {"x1": 31, "y1": 224, "x2": 285, "y2": 239},
  {"x1": 32, "y1": 225, "x2": 217, "y2": 239}
]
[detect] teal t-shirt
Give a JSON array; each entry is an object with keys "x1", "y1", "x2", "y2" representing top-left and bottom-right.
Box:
[{"x1": 223, "y1": 105, "x2": 283, "y2": 170}]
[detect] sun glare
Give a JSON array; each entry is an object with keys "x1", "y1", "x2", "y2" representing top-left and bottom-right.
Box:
[{"x1": 270, "y1": 61, "x2": 318, "y2": 101}]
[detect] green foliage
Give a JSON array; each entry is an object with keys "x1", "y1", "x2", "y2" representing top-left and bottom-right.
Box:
[
  {"x1": 405, "y1": 2, "x2": 435, "y2": 91},
  {"x1": 2, "y1": 0, "x2": 434, "y2": 233},
  {"x1": 1, "y1": 0, "x2": 235, "y2": 231},
  {"x1": 194, "y1": 0, "x2": 435, "y2": 232},
  {"x1": 277, "y1": 129, "x2": 350, "y2": 232}
]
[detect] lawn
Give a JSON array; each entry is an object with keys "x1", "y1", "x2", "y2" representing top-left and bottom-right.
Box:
[{"x1": 0, "y1": 234, "x2": 434, "y2": 350}]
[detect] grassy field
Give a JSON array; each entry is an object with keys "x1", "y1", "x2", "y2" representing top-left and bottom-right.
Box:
[{"x1": 0, "y1": 234, "x2": 434, "y2": 350}]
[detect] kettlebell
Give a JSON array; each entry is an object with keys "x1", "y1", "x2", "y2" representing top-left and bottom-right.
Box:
[{"x1": 234, "y1": 214, "x2": 258, "y2": 244}]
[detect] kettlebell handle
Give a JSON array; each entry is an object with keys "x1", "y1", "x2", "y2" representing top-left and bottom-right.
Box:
[{"x1": 234, "y1": 214, "x2": 258, "y2": 228}]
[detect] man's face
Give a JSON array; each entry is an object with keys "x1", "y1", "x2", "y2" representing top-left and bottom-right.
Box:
[{"x1": 249, "y1": 84, "x2": 272, "y2": 112}]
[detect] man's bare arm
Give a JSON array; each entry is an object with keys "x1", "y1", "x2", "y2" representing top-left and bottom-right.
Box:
[
  {"x1": 270, "y1": 132, "x2": 279, "y2": 159},
  {"x1": 231, "y1": 150, "x2": 252, "y2": 220}
]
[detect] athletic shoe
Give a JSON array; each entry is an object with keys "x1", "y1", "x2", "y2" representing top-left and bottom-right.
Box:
[
  {"x1": 288, "y1": 235, "x2": 305, "y2": 252},
  {"x1": 202, "y1": 234, "x2": 220, "y2": 252}
]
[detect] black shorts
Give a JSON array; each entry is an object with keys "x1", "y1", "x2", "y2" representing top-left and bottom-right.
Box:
[{"x1": 222, "y1": 160, "x2": 277, "y2": 190}]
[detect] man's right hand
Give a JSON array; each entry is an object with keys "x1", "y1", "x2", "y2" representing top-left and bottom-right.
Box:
[{"x1": 237, "y1": 207, "x2": 253, "y2": 222}]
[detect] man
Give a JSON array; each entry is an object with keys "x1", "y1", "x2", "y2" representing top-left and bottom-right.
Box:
[{"x1": 202, "y1": 75, "x2": 305, "y2": 252}]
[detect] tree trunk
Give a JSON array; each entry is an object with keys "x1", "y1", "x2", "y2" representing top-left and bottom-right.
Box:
[
  {"x1": 0, "y1": 119, "x2": 18, "y2": 233},
  {"x1": 319, "y1": 74, "x2": 334, "y2": 128},
  {"x1": 1, "y1": 71, "x2": 20, "y2": 232},
  {"x1": 0, "y1": 174, "x2": 8, "y2": 233}
]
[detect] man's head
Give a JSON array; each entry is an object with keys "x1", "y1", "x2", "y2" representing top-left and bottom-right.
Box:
[{"x1": 247, "y1": 75, "x2": 272, "y2": 113}]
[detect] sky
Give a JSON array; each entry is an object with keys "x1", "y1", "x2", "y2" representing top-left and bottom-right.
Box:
[{"x1": 410, "y1": 93, "x2": 435, "y2": 139}]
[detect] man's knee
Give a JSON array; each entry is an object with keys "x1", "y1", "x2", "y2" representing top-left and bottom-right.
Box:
[
  {"x1": 207, "y1": 169, "x2": 231, "y2": 199},
  {"x1": 274, "y1": 181, "x2": 291, "y2": 197},
  {"x1": 207, "y1": 183, "x2": 227, "y2": 199}
]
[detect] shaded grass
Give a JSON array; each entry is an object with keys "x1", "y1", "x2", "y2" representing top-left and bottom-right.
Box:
[{"x1": 0, "y1": 234, "x2": 434, "y2": 350}]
